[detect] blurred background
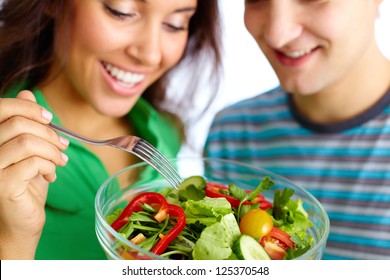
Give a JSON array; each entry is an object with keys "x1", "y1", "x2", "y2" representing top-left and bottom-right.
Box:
[
  {"x1": 177, "y1": 0, "x2": 390, "y2": 157},
  {"x1": 1, "y1": 0, "x2": 389, "y2": 157}
]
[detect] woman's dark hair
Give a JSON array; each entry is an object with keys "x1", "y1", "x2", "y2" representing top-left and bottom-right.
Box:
[
  {"x1": 0, "y1": 0, "x2": 222, "y2": 123},
  {"x1": 0, "y1": 0, "x2": 73, "y2": 93}
]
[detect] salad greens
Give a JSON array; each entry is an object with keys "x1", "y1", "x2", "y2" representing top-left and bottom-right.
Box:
[
  {"x1": 182, "y1": 197, "x2": 231, "y2": 226},
  {"x1": 107, "y1": 175, "x2": 314, "y2": 260},
  {"x1": 192, "y1": 213, "x2": 240, "y2": 260}
]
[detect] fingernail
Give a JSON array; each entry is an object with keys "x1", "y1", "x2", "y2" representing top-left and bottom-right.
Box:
[
  {"x1": 59, "y1": 136, "x2": 70, "y2": 147},
  {"x1": 61, "y1": 152, "x2": 69, "y2": 163},
  {"x1": 42, "y1": 109, "x2": 53, "y2": 121}
]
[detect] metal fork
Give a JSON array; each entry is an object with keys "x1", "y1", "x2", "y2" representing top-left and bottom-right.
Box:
[{"x1": 48, "y1": 122, "x2": 183, "y2": 190}]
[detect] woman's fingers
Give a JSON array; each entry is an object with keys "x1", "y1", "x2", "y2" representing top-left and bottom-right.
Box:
[
  {"x1": 0, "y1": 156, "x2": 57, "y2": 199},
  {"x1": 0, "y1": 90, "x2": 69, "y2": 186},
  {"x1": 0, "y1": 115, "x2": 69, "y2": 149},
  {"x1": 0, "y1": 91, "x2": 66, "y2": 259},
  {"x1": 0, "y1": 91, "x2": 53, "y2": 124},
  {"x1": 0, "y1": 133, "x2": 68, "y2": 170}
]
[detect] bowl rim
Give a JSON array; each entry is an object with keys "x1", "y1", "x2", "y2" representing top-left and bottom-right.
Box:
[{"x1": 95, "y1": 156, "x2": 330, "y2": 260}]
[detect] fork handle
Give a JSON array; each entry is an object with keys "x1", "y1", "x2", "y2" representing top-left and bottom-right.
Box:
[{"x1": 48, "y1": 122, "x2": 106, "y2": 145}]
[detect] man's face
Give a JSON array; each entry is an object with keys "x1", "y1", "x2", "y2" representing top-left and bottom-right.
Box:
[{"x1": 244, "y1": 0, "x2": 382, "y2": 96}]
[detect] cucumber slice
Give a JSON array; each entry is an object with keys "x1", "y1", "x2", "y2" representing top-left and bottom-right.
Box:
[
  {"x1": 179, "y1": 175, "x2": 206, "y2": 190},
  {"x1": 232, "y1": 234, "x2": 271, "y2": 260}
]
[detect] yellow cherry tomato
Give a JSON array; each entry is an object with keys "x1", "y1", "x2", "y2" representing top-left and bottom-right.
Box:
[{"x1": 239, "y1": 209, "x2": 273, "y2": 239}]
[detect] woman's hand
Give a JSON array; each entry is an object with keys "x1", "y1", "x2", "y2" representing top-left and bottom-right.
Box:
[{"x1": 0, "y1": 90, "x2": 69, "y2": 259}]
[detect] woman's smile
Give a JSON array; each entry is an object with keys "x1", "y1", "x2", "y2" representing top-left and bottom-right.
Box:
[{"x1": 101, "y1": 61, "x2": 147, "y2": 96}]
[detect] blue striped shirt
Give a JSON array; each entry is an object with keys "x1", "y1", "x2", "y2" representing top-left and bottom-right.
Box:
[{"x1": 205, "y1": 86, "x2": 390, "y2": 259}]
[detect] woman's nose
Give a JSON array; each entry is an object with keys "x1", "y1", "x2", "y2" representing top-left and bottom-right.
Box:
[
  {"x1": 263, "y1": 4, "x2": 303, "y2": 49},
  {"x1": 126, "y1": 23, "x2": 162, "y2": 66}
]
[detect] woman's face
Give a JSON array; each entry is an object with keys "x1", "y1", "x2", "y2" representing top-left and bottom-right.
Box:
[
  {"x1": 244, "y1": 0, "x2": 382, "y2": 96},
  {"x1": 53, "y1": 0, "x2": 197, "y2": 117}
]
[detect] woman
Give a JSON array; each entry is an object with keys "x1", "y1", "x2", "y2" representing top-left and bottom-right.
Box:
[{"x1": 0, "y1": 0, "x2": 221, "y2": 259}]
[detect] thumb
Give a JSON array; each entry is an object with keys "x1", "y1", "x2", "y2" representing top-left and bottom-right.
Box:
[
  {"x1": 14, "y1": 90, "x2": 52, "y2": 124},
  {"x1": 16, "y1": 90, "x2": 37, "y2": 103}
]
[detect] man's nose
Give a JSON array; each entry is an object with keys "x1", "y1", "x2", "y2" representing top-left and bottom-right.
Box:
[{"x1": 263, "y1": 3, "x2": 303, "y2": 49}]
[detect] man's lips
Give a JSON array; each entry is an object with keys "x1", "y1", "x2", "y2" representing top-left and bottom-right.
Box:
[
  {"x1": 274, "y1": 47, "x2": 318, "y2": 67},
  {"x1": 281, "y1": 48, "x2": 314, "y2": 59}
]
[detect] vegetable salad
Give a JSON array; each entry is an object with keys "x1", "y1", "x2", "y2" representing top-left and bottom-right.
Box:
[{"x1": 106, "y1": 176, "x2": 314, "y2": 260}]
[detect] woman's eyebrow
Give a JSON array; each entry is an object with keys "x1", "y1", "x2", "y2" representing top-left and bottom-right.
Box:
[
  {"x1": 174, "y1": 7, "x2": 197, "y2": 13},
  {"x1": 136, "y1": 0, "x2": 196, "y2": 13}
]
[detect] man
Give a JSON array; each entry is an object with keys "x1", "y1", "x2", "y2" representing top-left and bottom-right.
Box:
[{"x1": 205, "y1": 0, "x2": 390, "y2": 259}]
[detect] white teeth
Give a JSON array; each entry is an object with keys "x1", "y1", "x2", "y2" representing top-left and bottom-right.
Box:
[
  {"x1": 104, "y1": 63, "x2": 145, "y2": 85},
  {"x1": 284, "y1": 49, "x2": 312, "y2": 59}
]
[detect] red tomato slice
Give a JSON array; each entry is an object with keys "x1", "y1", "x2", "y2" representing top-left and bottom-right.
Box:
[
  {"x1": 205, "y1": 182, "x2": 272, "y2": 210},
  {"x1": 259, "y1": 227, "x2": 294, "y2": 260},
  {"x1": 260, "y1": 238, "x2": 286, "y2": 260},
  {"x1": 258, "y1": 200, "x2": 273, "y2": 210},
  {"x1": 267, "y1": 227, "x2": 294, "y2": 248}
]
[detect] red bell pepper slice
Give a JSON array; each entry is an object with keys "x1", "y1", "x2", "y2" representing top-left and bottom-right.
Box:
[
  {"x1": 205, "y1": 182, "x2": 272, "y2": 210},
  {"x1": 110, "y1": 192, "x2": 186, "y2": 256},
  {"x1": 111, "y1": 192, "x2": 168, "y2": 231},
  {"x1": 151, "y1": 204, "x2": 186, "y2": 255}
]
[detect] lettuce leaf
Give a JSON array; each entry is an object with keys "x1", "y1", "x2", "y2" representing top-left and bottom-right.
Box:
[
  {"x1": 181, "y1": 197, "x2": 232, "y2": 226},
  {"x1": 192, "y1": 213, "x2": 240, "y2": 260}
]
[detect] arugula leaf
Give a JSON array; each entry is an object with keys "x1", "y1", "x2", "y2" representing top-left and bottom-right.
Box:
[
  {"x1": 140, "y1": 203, "x2": 157, "y2": 214},
  {"x1": 130, "y1": 212, "x2": 157, "y2": 223},
  {"x1": 177, "y1": 221, "x2": 207, "y2": 246},
  {"x1": 161, "y1": 221, "x2": 207, "y2": 259},
  {"x1": 132, "y1": 223, "x2": 162, "y2": 232},
  {"x1": 118, "y1": 222, "x2": 135, "y2": 239},
  {"x1": 138, "y1": 233, "x2": 159, "y2": 251},
  {"x1": 187, "y1": 221, "x2": 207, "y2": 237}
]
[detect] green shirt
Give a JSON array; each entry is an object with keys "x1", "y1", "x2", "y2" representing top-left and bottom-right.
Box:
[{"x1": 5, "y1": 88, "x2": 181, "y2": 259}]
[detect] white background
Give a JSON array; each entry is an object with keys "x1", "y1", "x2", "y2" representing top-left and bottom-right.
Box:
[
  {"x1": 179, "y1": 0, "x2": 390, "y2": 157},
  {"x1": 2, "y1": 260, "x2": 389, "y2": 279}
]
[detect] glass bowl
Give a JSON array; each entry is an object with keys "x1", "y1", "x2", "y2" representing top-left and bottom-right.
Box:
[{"x1": 95, "y1": 157, "x2": 329, "y2": 260}]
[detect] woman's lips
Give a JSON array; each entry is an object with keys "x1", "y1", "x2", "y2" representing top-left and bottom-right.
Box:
[{"x1": 100, "y1": 62, "x2": 146, "y2": 96}]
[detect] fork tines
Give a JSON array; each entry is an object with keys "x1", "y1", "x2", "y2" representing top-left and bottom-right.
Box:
[{"x1": 132, "y1": 139, "x2": 183, "y2": 189}]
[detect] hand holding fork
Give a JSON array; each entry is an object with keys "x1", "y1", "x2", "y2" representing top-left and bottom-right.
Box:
[{"x1": 48, "y1": 122, "x2": 183, "y2": 190}]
